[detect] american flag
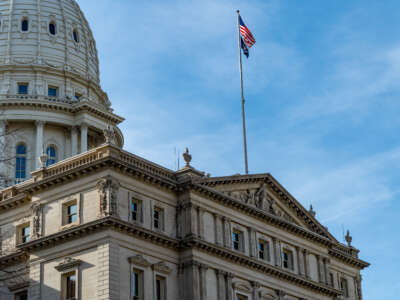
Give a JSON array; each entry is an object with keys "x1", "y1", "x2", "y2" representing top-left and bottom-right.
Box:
[{"x1": 239, "y1": 15, "x2": 256, "y2": 49}]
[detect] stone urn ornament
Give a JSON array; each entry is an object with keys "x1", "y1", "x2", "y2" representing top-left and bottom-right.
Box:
[{"x1": 183, "y1": 147, "x2": 192, "y2": 166}]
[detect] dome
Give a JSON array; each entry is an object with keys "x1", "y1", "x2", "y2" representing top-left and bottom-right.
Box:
[
  {"x1": 0, "y1": 0, "x2": 124, "y2": 187},
  {"x1": 0, "y1": 0, "x2": 101, "y2": 92}
]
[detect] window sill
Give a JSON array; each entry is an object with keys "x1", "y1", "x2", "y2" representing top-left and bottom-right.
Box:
[{"x1": 60, "y1": 221, "x2": 80, "y2": 231}]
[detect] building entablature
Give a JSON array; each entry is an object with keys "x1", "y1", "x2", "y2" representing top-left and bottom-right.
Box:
[{"x1": 0, "y1": 144, "x2": 368, "y2": 271}]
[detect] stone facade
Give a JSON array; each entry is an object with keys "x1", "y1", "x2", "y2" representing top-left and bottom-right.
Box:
[
  {"x1": 0, "y1": 144, "x2": 369, "y2": 300},
  {"x1": 0, "y1": 1, "x2": 369, "y2": 299}
]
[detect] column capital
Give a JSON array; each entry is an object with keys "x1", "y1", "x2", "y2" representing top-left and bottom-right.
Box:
[
  {"x1": 79, "y1": 122, "x2": 89, "y2": 129},
  {"x1": 251, "y1": 281, "x2": 261, "y2": 289},
  {"x1": 35, "y1": 120, "x2": 45, "y2": 127},
  {"x1": 71, "y1": 126, "x2": 79, "y2": 133}
]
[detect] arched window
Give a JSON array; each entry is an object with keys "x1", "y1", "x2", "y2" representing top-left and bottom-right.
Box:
[
  {"x1": 49, "y1": 21, "x2": 56, "y2": 35},
  {"x1": 73, "y1": 29, "x2": 79, "y2": 43},
  {"x1": 21, "y1": 19, "x2": 29, "y2": 32},
  {"x1": 46, "y1": 145, "x2": 56, "y2": 166},
  {"x1": 15, "y1": 143, "x2": 27, "y2": 181}
]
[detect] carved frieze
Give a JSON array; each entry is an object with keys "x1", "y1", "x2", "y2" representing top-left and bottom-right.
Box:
[
  {"x1": 97, "y1": 176, "x2": 120, "y2": 217},
  {"x1": 55, "y1": 257, "x2": 82, "y2": 272}
]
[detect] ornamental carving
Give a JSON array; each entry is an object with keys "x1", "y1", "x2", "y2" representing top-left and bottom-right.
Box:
[
  {"x1": 31, "y1": 202, "x2": 42, "y2": 239},
  {"x1": 128, "y1": 255, "x2": 151, "y2": 268},
  {"x1": 55, "y1": 257, "x2": 82, "y2": 272},
  {"x1": 97, "y1": 176, "x2": 120, "y2": 217},
  {"x1": 152, "y1": 261, "x2": 172, "y2": 274}
]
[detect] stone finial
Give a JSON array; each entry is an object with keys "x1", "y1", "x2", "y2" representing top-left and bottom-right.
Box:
[
  {"x1": 103, "y1": 125, "x2": 116, "y2": 145},
  {"x1": 345, "y1": 230, "x2": 352, "y2": 247},
  {"x1": 309, "y1": 204, "x2": 316, "y2": 217},
  {"x1": 182, "y1": 147, "x2": 192, "y2": 166}
]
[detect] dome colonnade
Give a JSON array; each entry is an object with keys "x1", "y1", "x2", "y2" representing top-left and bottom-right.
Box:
[{"x1": 0, "y1": 0, "x2": 124, "y2": 185}]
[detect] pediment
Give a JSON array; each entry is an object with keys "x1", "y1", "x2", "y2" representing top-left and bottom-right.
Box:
[{"x1": 198, "y1": 174, "x2": 335, "y2": 241}]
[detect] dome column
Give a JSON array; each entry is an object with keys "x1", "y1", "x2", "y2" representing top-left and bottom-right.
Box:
[
  {"x1": 71, "y1": 127, "x2": 78, "y2": 156},
  {"x1": 35, "y1": 121, "x2": 45, "y2": 169},
  {"x1": 80, "y1": 123, "x2": 88, "y2": 153}
]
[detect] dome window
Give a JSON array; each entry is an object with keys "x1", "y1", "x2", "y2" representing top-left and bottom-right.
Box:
[
  {"x1": 18, "y1": 83, "x2": 28, "y2": 95},
  {"x1": 49, "y1": 21, "x2": 56, "y2": 35},
  {"x1": 48, "y1": 86, "x2": 58, "y2": 97},
  {"x1": 15, "y1": 143, "x2": 27, "y2": 181},
  {"x1": 46, "y1": 146, "x2": 57, "y2": 166},
  {"x1": 21, "y1": 18, "x2": 29, "y2": 32},
  {"x1": 73, "y1": 29, "x2": 79, "y2": 43}
]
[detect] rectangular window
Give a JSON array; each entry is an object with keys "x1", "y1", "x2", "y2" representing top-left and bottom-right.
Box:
[
  {"x1": 340, "y1": 277, "x2": 349, "y2": 298},
  {"x1": 48, "y1": 86, "x2": 58, "y2": 97},
  {"x1": 282, "y1": 249, "x2": 294, "y2": 270},
  {"x1": 132, "y1": 269, "x2": 143, "y2": 300},
  {"x1": 155, "y1": 276, "x2": 166, "y2": 300},
  {"x1": 131, "y1": 198, "x2": 142, "y2": 222},
  {"x1": 14, "y1": 290, "x2": 28, "y2": 300},
  {"x1": 236, "y1": 294, "x2": 248, "y2": 300},
  {"x1": 232, "y1": 230, "x2": 243, "y2": 251},
  {"x1": 258, "y1": 240, "x2": 270, "y2": 261},
  {"x1": 21, "y1": 225, "x2": 30, "y2": 244},
  {"x1": 18, "y1": 83, "x2": 28, "y2": 95},
  {"x1": 67, "y1": 203, "x2": 77, "y2": 224},
  {"x1": 153, "y1": 207, "x2": 164, "y2": 230},
  {"x1": 62, "y1": 272, "x2": 76, "y2": 300}
]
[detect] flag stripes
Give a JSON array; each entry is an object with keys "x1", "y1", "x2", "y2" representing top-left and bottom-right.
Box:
[{"x1": 239, "y1": 16, "x2": 256, "y2": 48}]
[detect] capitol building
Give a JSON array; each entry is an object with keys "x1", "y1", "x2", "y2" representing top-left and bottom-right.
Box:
[{"x1": 0, "y1": 0, "x2": 369, "y2": 299}]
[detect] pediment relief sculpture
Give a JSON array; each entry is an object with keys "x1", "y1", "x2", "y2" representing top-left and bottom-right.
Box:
[
  {"x1": 232, "y1": 280, "x2": 252, "y2": 293},
  {"x1": 128, "y1": 254, "x2": 151, "y2": 268},
  {"x1": 152, "y1": 261, "x2": 172, "y2": 274},
  {"x1": 55, "y1": 257, "x2": 82, "y2": 272}
]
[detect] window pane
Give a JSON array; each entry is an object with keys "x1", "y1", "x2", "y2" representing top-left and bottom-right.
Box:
[
  {"x1": 49, "y1": 22, "x2": 56, "y2": 35},
  {"x1": 66, "y1": 274, "x2": 76, "y2": 300},
  {"x1": 16, "y1": 144, "x2": 27, "y2": 154},
  {"x1": 156, "y1": 279, "x2": 161, "y2": 300},
  {"x1": 132, "y1": 271, "x2": 139, "y2": 298},
  {"x1": 73, "y1": 30, "x2": 79, "y2": 43},
  {"x1": 18, "y1": 84, "x2": 28, "y2": 95},
  {"x1": 21, "y1": 20, "x2": 28, "y2": 31},
  {"x1": 48, "y1": 87, "x2": 57, "y2": 97}
]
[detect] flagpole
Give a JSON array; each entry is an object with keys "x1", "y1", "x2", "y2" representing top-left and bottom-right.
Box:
[{"x1": 237, "y1": 10, "x2": 249, "y2": 175}]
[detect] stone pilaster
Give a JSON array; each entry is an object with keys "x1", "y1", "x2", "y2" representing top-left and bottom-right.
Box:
[
  {"x1": 197, "y1": 206, "x2": 205, "y2": 239},
  {"x1": 303, "y1": 249, "x2": 310, "y2": 279},
  {"x1": 97, "y1": 241, "x2": 120, "y2": 300},
  {"x1": 295, "y1": 246, "x2": 302, "y2": 275},
  {"x1": 71, "y1": 126, "x2": 78, "y2": 156},
  {"x1": 35, "y1": 121, "x2": 45, "y2": 169},
  {"x1": 80, "y1": 122, "x2": 88, "y2": 153},
  {"x1": 251, "y1": 281, "x2": 261, "y2": 300},
  {"x1": 226, "y1": 272, "x2": 233, "y2": 300},
  {"x1": 323, "y1": 258, "x2": 330, "y2": 285},
  {"x1": 249, "y1": 227, "x2": 256, "y2": 257},
  {"x1": 316, "y1": 255, "x2": 324, "y2": 283},
  {"x1": 28, "y1": 263, "x2": 41, "y2": 300},
  {"x1": 216, "y1": 269, "x2": 226, "y2": 300},
  {"x1": 199, "y1": 264, "x2": 208, "y2": 300},
  {"x1": 272, "y1": 237, "x2": 281, "y2": 267},
  {"x1": 222, "y1": 217, "x2": 232, "y2": 248}
]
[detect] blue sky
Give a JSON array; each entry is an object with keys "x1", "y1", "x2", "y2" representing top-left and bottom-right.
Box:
[{"x1": 78, "y1": 0, "x2": 399, "y2": 298}]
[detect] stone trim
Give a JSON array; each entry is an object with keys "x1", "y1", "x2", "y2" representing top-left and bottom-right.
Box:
[
  {"x1": 16, "y1": 216, "x2": 179, "y2": 252},
  {"x1": 54, "y1": 257, "x2": 82, "y2": 272},
  {"x1": 128, "y1": 254, "x2": 151, "y2": 268},
  {"x1": 181, "y1": 237, "x2": 341, "y2": 298},
  {"x1": 152, "y1": 261, "x2": 172, "y2": 274},
  {"x1": 0, "y1": 251, "x2": 28, "y2": 267}
]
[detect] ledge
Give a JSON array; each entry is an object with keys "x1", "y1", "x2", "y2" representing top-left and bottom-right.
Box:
[
  {"x1": 0, "y1": 251, "x2": 28, "y2": 267},
  {"x1": 181, "y1": 236, "x2": 342, "y2": 298}
]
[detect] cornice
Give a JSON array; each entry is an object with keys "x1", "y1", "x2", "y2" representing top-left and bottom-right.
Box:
[
  {"x1": 0, "y1": 97, "x2": 124, "y2": 124},
  {"x1": 0, "y1": 251, "x2": 28, "y2": 267},
  {"x1": 16, "y1": 216, "x2": 179, "y2": 252},
  {"x1": 329, "y1": 248, "x2": 370, "y2": 269},
  {"x1": 0, "y1": 192, "x2": 30, "y2": 212},
  {"x1": 181, "y1": 236, "x2": 341, "y2": 298},
  {"x1": 186, "y1": 182, "x2": 333, "y2": 247}
]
